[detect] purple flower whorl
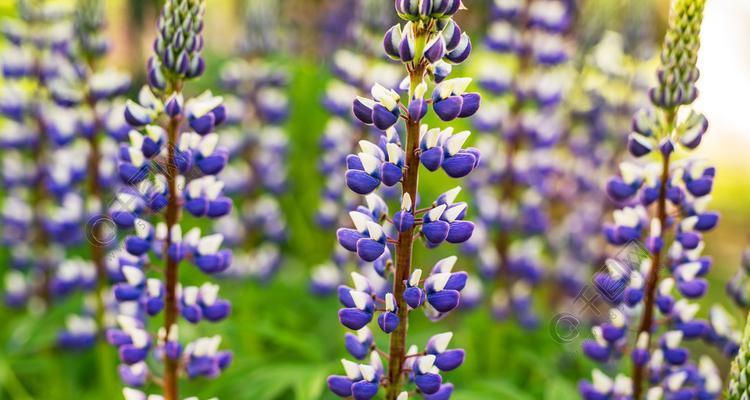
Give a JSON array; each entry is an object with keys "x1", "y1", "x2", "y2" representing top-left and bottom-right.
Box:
[
  {"x1": 110, "y1": 1, "x2": 233, "y2": 399},
  {"x1": 212, "y1": 0, "x2": 290, "y2": 281},
  {"x1": 580, "y1": 1, "x2": 731, "y2": 398},
  {"x1": 465, "y1": 0, "x2": 574, "y2": 328}
]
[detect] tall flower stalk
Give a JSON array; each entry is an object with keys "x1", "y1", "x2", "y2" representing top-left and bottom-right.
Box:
[
  {"x1": 467, "y1": 0, "x2": 573, "y2": 327},
  {"x1": 579, "y1": 1, "x2": 732, "y2": 398},
  {"x1": 46, "y1": 0, "x2": 131, "y2": 352},
  {"x1": 108, "y1": 1, "x2": 233, "y2": 399},
  {"x1": 213, "y1": 0, "x2": 290, "y2": 280},
  {"x1": 0, "y1": 1, "x2": 94, "y2": 321},
  {"x1": 328, "y1": 1, "x2": 479, "y2": 399},
  {"x1": 312, "y1": 0, "x2": 400, "y2": 294},
  {"x1": 551, "y1": 32, "x2": 650, "y2": 298}
]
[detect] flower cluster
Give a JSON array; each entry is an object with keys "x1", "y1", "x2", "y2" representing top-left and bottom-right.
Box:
[
  {"x1": 579, "y1": 1, "x2": 733, "y2": 398},
  {"x1": 465, "y1": 0, "x2": 574, "y2": 328},
  {"x1": 107, "y1": 1, "x2": 233, "y2": 398},
  {"x1": 47, "y1": 0, "x2": 132, "y2": 350},
  {"x1": 0, "y1": 2, "x2": 128, "y2": 347},
  {"x1": 212, "y1": 0, "x2": 290, "y2": 280},
  {"x1": 312, "y1": 0, "x2": 401, "y2": 295},
  {"x1": 327, "y1": 1, "x2": 479, "y2": 399},
  {"x1": 148, "y1": 0, "x2": 206, "y2": 91},
  {"x1": 550, "y1": 32, "x2": 652, "y2": 298}
]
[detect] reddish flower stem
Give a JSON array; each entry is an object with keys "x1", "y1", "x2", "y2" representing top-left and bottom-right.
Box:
[
  {"x1": 631, "y1": 109, "x2": 675, "y2": 399},
  {"x1": 385, "y1": 65, "x2": 425, "y2": 400},
  {"x1": 163, "y1": 99, "x2": 183, "y2": 400}
]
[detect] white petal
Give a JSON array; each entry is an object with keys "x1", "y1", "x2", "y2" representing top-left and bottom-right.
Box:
[
  {"x1": 663, "y1": 331, "x2": 683, "y2": 348},
  {"x1": 134, "y1": 218, "x2": 150, "y2": 239},
  {"x1": 401, "y1": 193, "x2": 412, "y2": 211},
  {"x1": 386, "y1": 142, "x2": 402, "y2": 164},
  {"x1": 350, "y1": 290, "x2": 371, "y2": 311},
  {"x1": 427, "y1": 204, "x2": 447, "y2": 221},
  {"x1": 591, "y1": 369, "x2": 613, "y2": 393},
  {"x1": 434, "y1": 256, "x2": 457, "y2": 273},
  {"x1": 385, "y1": 293, "x2": 396, "y2": 312},
  {"x1": 418, "y1": 355, "x2": 436, "y2": 373},
  {"x1": 358, "y1": 152, "x2": 380, "y2": 175},
  {"x1": 359, "y1": 364, "x2": 375, "y2": 382},
  {"x1": 359, "y1": 140, "x2": 385, "y2": 159},
  {"x1": 409, "y1": 269, "x2": 422, "y2": 286},
  {"x1": 443, "y1": 204, "x2": 466, "y2": 223},
  {"x1": 341, "y1": 359, "x2": 361, "y2": 380},
  {"x1": 431, "y1": 332, "x2": 453, "y2": 353},
  {"x1": 366, "y1": 221, "x2": 384, "y2": 241},
  {"x1": 446, "y1": 130, "x2": 470, "y2": 156},
  {"x1": 200, "y1": 283, "x2": 219, "y2": 305},
  {"x1": 430, "y1": 272, "x2": 451, "y2": 292},
  {"x1": 349, "y1": 211, "x2": 372, "y2": 233},
  {"x1": 182, "y1": 286, "x2": 199, "y2": 305},
  {"x1": 351, "y1": 272, "x2": 370, "y2": 292},
  {"x1": 198, "y1": 234, "x2": 224, "y2": 255},
  {"x1": 122, "y1": 266, "x2": 144, "y2": 286},
  {"x1": 441, "y1": 186, "x2": 462, "y2": 205},
  {"x1": 199, "y1": 133, "x2": 219, "y2": 157}
]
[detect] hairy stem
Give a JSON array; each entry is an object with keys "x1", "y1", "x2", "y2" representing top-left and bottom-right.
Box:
[
  {"x1": 631, "y1": 110, "x2": 675, "y2": 399},
  {"x1": 163, "y1": 109, "x2": 183, "y2": 400},
  {"x1": 385, "y1": 66, "x2": 424, "y2": 400}
]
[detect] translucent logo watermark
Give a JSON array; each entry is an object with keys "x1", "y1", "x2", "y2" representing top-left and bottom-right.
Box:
[{"x1": 548, "y1": 241, "x2": 648, "y2": 345}]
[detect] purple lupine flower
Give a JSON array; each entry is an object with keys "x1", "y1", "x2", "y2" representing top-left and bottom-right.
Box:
[
  {"x1": 580, "y1": 1, "x2": 730, "y2": 398},
  {"x1": 549, "y1": 32, "x2": 655, "y2": 299},
  {"x1": 211, "y1": 1, "x2": 291, "y2": 281},
  {"x1": 312, "y1": 0, "x2": 402, "y2": 295},
  {"x1": 1, "y1": 0, "x2": 130, "y2": 353},
  {"x1": 463, "y1": 0, "x2": 574, "y2": 328},
  {"x1": 327, "y1": 2, "x2": 477, "y2": 398},
  {"x1": 0, "y1": 1, "x2": 79, "y2": 311},
  {"x1": 108, "y1": 1, "x2": 233, "y2": 398}
]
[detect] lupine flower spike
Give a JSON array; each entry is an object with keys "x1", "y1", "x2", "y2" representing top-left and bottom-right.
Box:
[
  {"x1": 110, "y1": 1, "x2": 233, "y2": 399},
  {"x1": 328, "y1": 1, "x2": 479, "y2": 399},
  {"x1": 46, "y1": 0, "x2": 132, "y2": 351},
  {"x1": 580, "y1": 1, "x2": 732, "y2": 399},
  {"x1": 550, "y1": 32, "x2": 652, "y2": 300},
  {"x1": 0, "y1": 0, "x2": 102, "y2": 334},
  {"x1": 466, "y1": 0, "x2": 574, "y2": 327},
  {"x1": 311, "y1": 0, "x2": 400, "y2": 295},
  {"x1": 213, "y1": 0, "x2": 290, "y2": 280}
]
